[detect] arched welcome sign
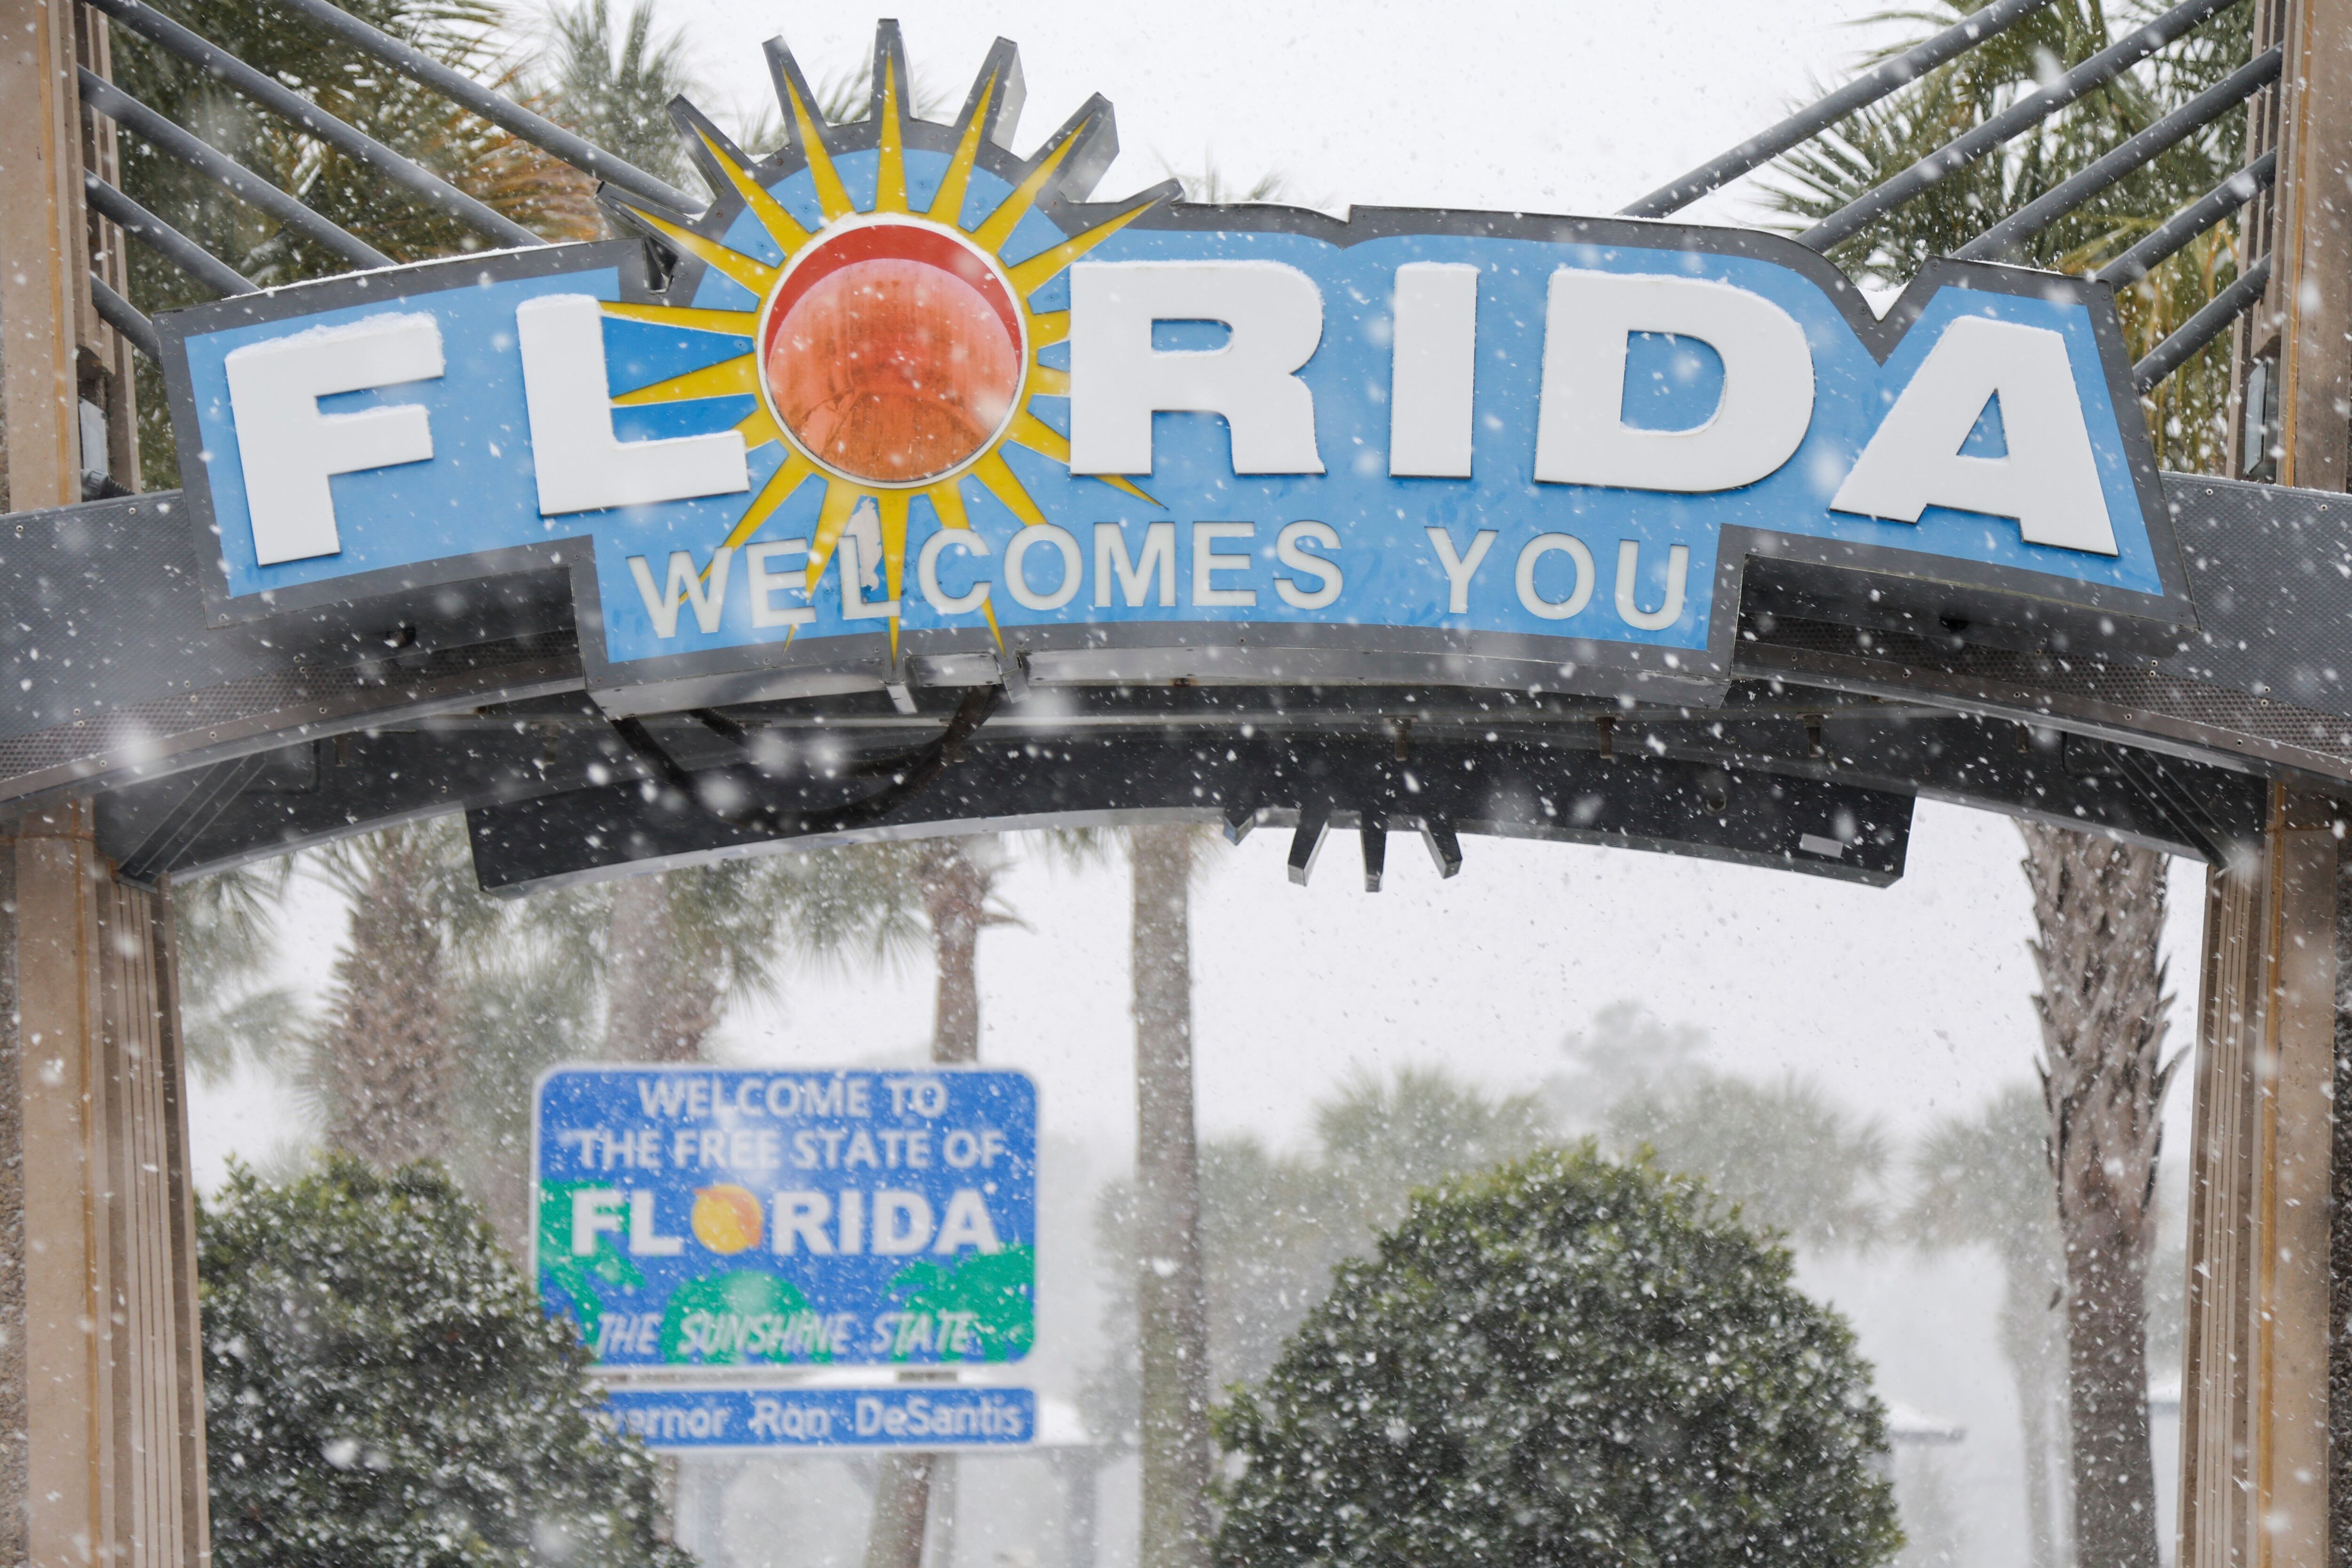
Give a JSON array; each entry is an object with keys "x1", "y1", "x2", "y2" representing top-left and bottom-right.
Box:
[{"x1": 154, "y1": 26, "x2": 2184, "y2": 718}]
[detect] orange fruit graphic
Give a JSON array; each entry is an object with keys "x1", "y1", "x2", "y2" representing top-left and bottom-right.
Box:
[{"x1": 691, "y1": 1184, "x2": 764, "y2": 1254}]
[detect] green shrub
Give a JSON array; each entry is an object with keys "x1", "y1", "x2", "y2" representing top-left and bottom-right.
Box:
[
  {"x1": 1214, "y1": 1145, "x2": 1901, "y2": 1568},
  {"x1": 201, "y1": 1156, "x2": 686, "y2": 1568}
]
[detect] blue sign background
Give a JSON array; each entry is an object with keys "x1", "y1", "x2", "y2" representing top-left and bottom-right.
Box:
[
  {"x1": 164, "y1": 144, "x2": 2173, "y2": 694},
  {"x1": 533, "y1": 1067, "x2": 1037, "y2": 1369}
]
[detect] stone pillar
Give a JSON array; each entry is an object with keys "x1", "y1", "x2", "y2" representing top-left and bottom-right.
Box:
[
  {"x1": 2178, "y1": 786, "x2": 2337, "y2": 1568},
  {"x1": 0, "y1": 801, "x2": 209, "y2": 1568}
]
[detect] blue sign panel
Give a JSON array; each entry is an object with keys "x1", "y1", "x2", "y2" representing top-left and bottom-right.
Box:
[
  {"x1": 153, "y1": 31, "x2": 2185, "y2": 711},
  {"x1": 532, "y1": 1067, "x2": 1037, "y2": 1369},
  {"x1": 605, "y1": 1384, "x2": 1035, "y2": 1452}
]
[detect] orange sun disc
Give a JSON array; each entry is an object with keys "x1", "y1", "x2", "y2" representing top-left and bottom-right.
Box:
[
  {"x1": 762, "y1": 221, "x2": 1024, "y2": 485},
  {"x1": 691, "y1": 1184, "x2": 764, "y2": 1254}
]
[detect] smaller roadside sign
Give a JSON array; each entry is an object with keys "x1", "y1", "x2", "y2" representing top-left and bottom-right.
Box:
[
  {"x1": 606, "y1": 1385, "x2": 1037, "y2": 1452},
  {"x1": 534, "y1": 1067, "x2": 1037, "y2": 1369}
]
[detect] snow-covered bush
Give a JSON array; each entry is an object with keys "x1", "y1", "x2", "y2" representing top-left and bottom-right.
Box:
[
  {"x1": 1213, "y1": 1145, "x2": 1902, "y2": 1568},
  {"x1": 201, "y1": 1156, "x2": 688, "y2": 1568}
]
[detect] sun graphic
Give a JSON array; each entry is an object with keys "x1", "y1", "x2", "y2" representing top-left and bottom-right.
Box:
[
  {"x1": 596, "y1": 33, "x2": 1165, "y2": 653},
  {"x1": 691, "y1": 1184, "x2": 764, "y2": 1254}
]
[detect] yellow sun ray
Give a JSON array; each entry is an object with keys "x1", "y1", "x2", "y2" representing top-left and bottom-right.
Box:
[
  {"x1": 925, "y1": 72, "x2": 997, "y2": 229},
  {"x1": 925, "y1": 478, "x2": 969, "y2": 535},
  {"x1": 969, "y1": 126, "x2": 1091, "y2": 253},
  {"x1": 691, "y1": 127, "x2": 816, "y2": 258},
  {"x1": 619, "y1": 204, "x2": 779, "y2": 297},
  {"x1": 612, "y1": 355, "x2": 759, "y2": 407},
  {"x1": 780, "y1": 72, "x2": 856, "y2": 223},
  {"x1": 969, "y1": 448, "x2": 1050, "y2": 530},
  {"x1": 620, "y1": 63, "x2": 1185, "y2": 653},
  {"x1": 1009, "y1": 199, "x2": 1165, "y2": 295},
  {"x1": 873, "y1": 57, "x2": 908, "y2": 215},
  {"x1": 1003, "y1": 410, "x2": 1070, "y2": 466},
  {"x1": 717, "y1": 453, "x2": 816, "y2": 553},
  {"x1": 601, "y1": 300, "x2": 757, "y2": 337},
  {"x1": 805, "y1": 481, "x2": 864, "y2": 591}
]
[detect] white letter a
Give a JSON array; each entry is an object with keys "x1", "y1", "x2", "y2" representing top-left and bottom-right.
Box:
[{"x1": 1831, "y1": 316, "x2": 2118, "y2": 556}]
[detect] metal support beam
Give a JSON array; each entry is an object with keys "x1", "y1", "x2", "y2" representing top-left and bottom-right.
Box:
[
  {"x1": 2094, "y1": 150, "x2": 2275, "y2": 288},
  {"x1": 83, "y1": 172, "x2": 254, "y2": 297},
  {"x1": 2137, "y1": 255, "x2": 2272, "y2": 392},
  {"x1": 1800, "y1": 0, "x2": 2239, "y2": 252},
  {"x1": 78, "y1": 67, "x2": 393, "y2": 271},
  {"x1": 82, "y1": 0, "x2": 541, "y2": 251},
  {"x1": 1957, "y1": 45, "x2": 2282, "y2": 262},
  {"x1": 2179, "y1": 786, "x2": 2337, "y2": 1568},
  {"x1": 1619, "y1": 0, "x2": 2061, "y2": 218},
  {"x1": 269, "y1": 0, "x2": 702, "y2": 216}
]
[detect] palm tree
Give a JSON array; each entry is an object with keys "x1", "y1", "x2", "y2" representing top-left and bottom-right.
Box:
[
  {"x1": 1766, "y1": 9, "x2": 2232, "y2": 1560},
  {"x1": 302, "y1": 820, "x2": 499, "y2": 1167},
  {"x1": 855, "y1": 835, "x2": 1017, "y2": 1568},
  {"x1": 1559, "y1": 1005, "x2": 1890, "y2": 1252},
  {"x1": 1601, "y1": 1072, "x2": 1892, "y2": 1251},
  {"x1": 170, "y1": 859, "x2": 299, "y2": 1083},
  {"x1": 2020, "y1": 826, "x2": 2177, "y2": 1568},
  {"x1": 1084, "y1": 1061, "x2": 1556, "y2": 1464},
  {"x1": 535, "y1": 0, "x2": 703, "y2": 202},
  {"x1": 1128, "y1": 823, "x2": 1215, "y2": 1568},
  {"x1": 597, "y1": 861, "x2": 808, "y2": 1062},
  {"x1": 1909, "y1": 1085, "x2": 2071, "y2": 1568},
  {"x1": 1311, "y1": 1064, "x2": 1554, "y2": 1241}
]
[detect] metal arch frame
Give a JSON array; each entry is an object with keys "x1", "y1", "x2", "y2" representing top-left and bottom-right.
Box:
[{"x1": 0, "y1": 462, "x2": 2317, "y2": 891}]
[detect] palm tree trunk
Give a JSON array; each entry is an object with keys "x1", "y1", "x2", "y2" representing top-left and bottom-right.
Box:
[
  {"x1": 321, "y1": 828, "x2": 455, "y2": 1166},
  {"x1": 863, "y1": 1455, "x2": 935, "y2": 1568},
  {"x1": 603, "y1": 874, "x2": 723, "y2": 1062},
  {"x1": 922, "y1": 842, "x2": 986, "y2": 1064},
  {"x1": 2064, "y1": 1232, "x2": 2153, "y2": 1568},
  {"x1": 2019, "y1": 824, "x2": 2175, "y2": 1568},
  {"x1": 2000, "y1": 1254, "x2": 2064, "y2": 1568},
  {"x1": 1130, "y1": 824, "x2": 1212, "y2": 1568},
  {"x1": 865, "y1": 838, "x2": 992, "y2": 1568}
]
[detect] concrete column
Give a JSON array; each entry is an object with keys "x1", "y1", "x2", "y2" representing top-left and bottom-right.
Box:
[
  {"x1": 2178, "y1": 786, "x2": 2337, "y2": 1568},
  {"x1": 0, "y1": 801, "x2": 209, "y2": 1568}
]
